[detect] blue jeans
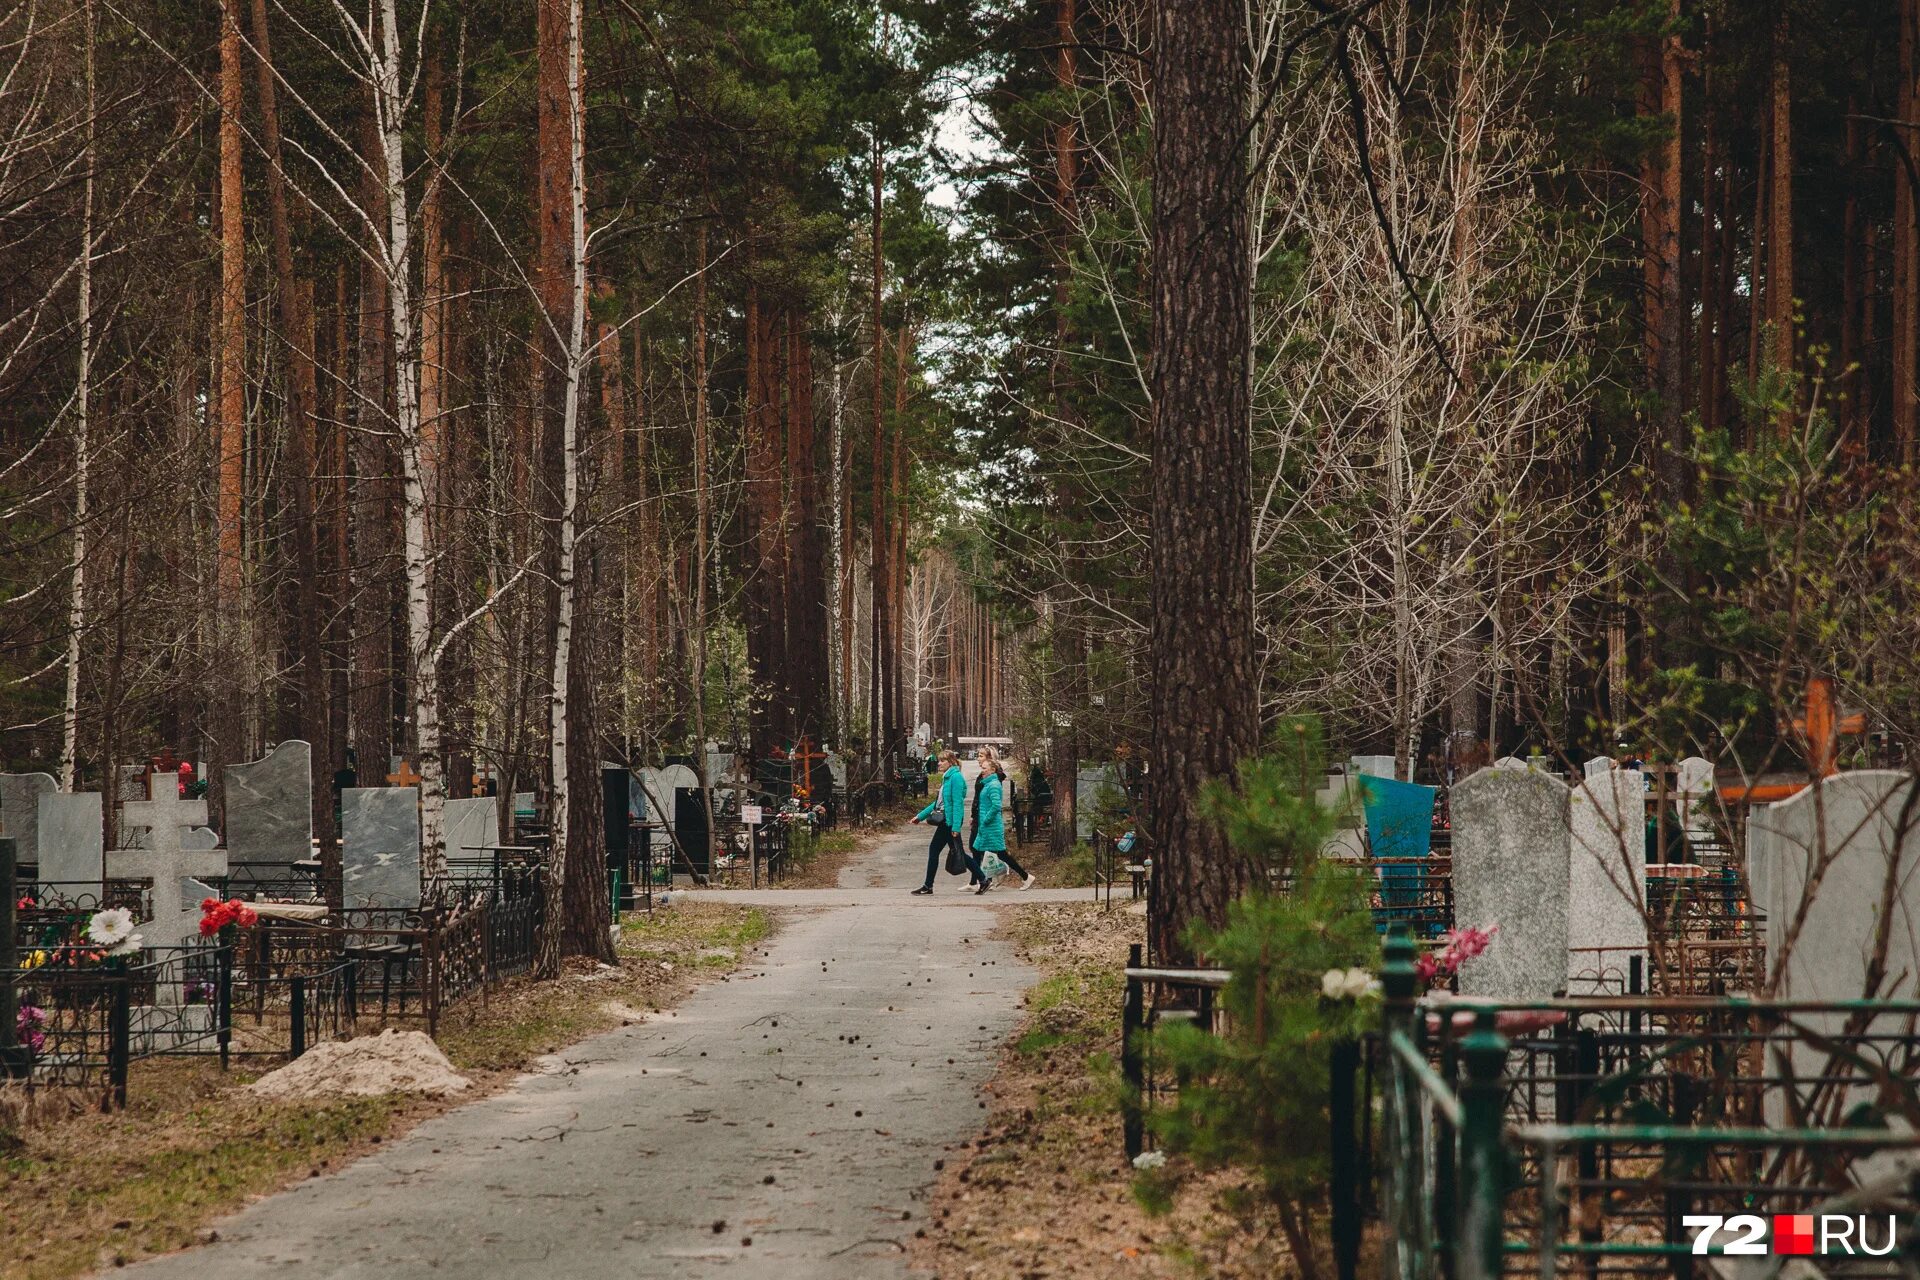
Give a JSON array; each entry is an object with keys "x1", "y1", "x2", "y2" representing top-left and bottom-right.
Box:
[{"x1": 922, "y1": 822, "x2": 984, "y2": 889}]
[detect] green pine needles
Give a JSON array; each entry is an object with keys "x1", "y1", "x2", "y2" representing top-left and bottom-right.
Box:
[{"x1": 1132, "y1": 750, "x2": 1377, "y2": 1280}]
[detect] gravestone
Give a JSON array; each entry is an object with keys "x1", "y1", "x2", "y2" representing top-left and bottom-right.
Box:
[
  {"x1": 1349, "y1": 755, "x2": 1398, "y2": 781},
  {"x1": 1450, "y1": 768, "x2": 1572, "y2": 1000},
  {"x1": 181, "y1": 826, "x2": 221, "y2": 850},
  {"x1": 0, "y1": 772, "x2": 57, "y2": 869},
  {"x1": 1493, "y1": 756, "x2": 1531, "y2": 772},
  {"x1": 443, "y1": 796, "x2": 500, "y2": 856},
  {"x1": 106, "y1": 777, "x2": 226, "y2": 948},
  {"x1": 1075, "y1": 764, "x2": 1122, "y2": 841},
  {"x1": 1568, "y1": 768, "x2": 1649, "y2": 987},
  {"x1": 1318, "y1": 774, "x2": 1368, "y2": 860},
  {"x1": 1749, "y1": 772, "x2": 1920, "y2": 1001},
  {"x1": 1583, "y1": 757, "x2": 1615, "y2": 779},
  {"x1": 828, "y1": 754, "x2": 849, "y2": 790},
  {"x1": 1749, "y1": 772, "x2": 1920, "y2": 1121},
  {"x1": 341, "y1": 787, "x2": 422, "y2": 909},
  {"x1": 1361, "y1": 775, "x2": 1436, "y2": 861},
  {"x1": 1675, "y1": 756, "x2": 1717, "y2": 842},
  {"x1": 35, "y1": 791, "x2": 104, "y2": 886},
  {"x1": 511, "y1": 791, "x2": 537, "y2": 820},
  {"x1": 224, "y1": 740, "x2": 312, "y2": 867},
  {"x1": 602, "y1": 767, "x2": 631, "y2": 874}
]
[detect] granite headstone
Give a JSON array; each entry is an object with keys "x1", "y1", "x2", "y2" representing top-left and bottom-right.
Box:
[
  {"x1": 1450, "y1": 767, "x2": 1572, "y2": 1000},
  {"x1": 1568, "y1": 768, "x2": 1649, "y2": 990},
  {"x1": 224, "y1": 740, "x2": 312, "y2": 866},
  {"x1": 341, "y1": 787, "x2": 422, "y2": 909},
  {"x1": 34, "y1": 791, "x2": 104, "y2": 886}
]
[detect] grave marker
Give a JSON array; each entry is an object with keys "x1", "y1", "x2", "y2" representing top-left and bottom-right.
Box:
[
  {"x1": 225, "y1": 740, "x2": 313, "y2": 867},
  {"x1": 0, "y1": 772, "x2": 57, "y2": 868},
  {"x1": 106, "y1": 776, "x2": 226, "y2": 948},
  {"x1": 1451, "y1": 768, "x2": 1571, "y2": 1000},
  {"x1": 35, "y1": 791, "x2": 104, "y2": 886},
  {"x1": 341, "y1": 787, "x2": 422, "y2": 909},
  {"x1": 1568, "y1": 768, "x2": 1649, "y2": 983}
]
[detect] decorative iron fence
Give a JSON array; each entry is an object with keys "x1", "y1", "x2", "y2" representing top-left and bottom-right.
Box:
[{"x1": 1375, "y1": 929, "x2": 1920, "y2": 1279}]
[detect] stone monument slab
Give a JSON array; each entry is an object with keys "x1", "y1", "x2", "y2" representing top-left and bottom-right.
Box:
[
  {"x1": 224, "y1": 740, "x2": 313, "y2": 865},
  {"x1": 0, "y1": 773, "x2": 57, "y2": 868},
  {"x1": 1568, "y1": 768, "x2": 1649, "y2": 990},
  {"x1": 35, "y1": 792, "x2": 103, "y2": 886},
  {"x1": 341, "y1": 787, "x2": 422, "y2": 909},
  {"x1": 1451, "y1": 768, "x2": 1572, "y2": 1000}
]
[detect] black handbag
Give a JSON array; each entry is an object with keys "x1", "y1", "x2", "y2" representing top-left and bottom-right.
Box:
[{"x1": 944, "y1": 833, "x2": 967, "y2": 876}]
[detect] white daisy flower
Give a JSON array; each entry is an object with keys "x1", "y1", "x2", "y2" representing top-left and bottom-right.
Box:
[{"x1": 87, "y1": 907, "x2": 137, "y2": 948}]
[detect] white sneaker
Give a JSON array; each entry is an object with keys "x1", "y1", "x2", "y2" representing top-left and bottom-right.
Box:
[{"x1": 1021, "y1": 874, "x2": 1036, "y2": 891}]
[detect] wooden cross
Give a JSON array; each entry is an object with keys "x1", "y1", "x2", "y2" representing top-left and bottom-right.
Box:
[
  {"x1": 386, "y1": 760, "x2": 424, "y2": 788},
  {"x1": 1788, "y1": 676, "x2": 1867, "y2": 778},
  {"x1": 790, "y1": 735, "x2": 827, "y2": 803}
]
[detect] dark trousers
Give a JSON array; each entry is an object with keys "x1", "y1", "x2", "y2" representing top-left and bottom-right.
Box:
[{"x1": 922, "y1": 822, "x2": 984, "y2": 889}]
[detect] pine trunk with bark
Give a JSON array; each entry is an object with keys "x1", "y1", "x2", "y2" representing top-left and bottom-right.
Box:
[{"x1": 1145, "y1": 0, "x2": 1259, "y2": 965}]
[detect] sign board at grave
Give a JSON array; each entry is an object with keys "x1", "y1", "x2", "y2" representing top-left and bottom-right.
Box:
[{"x1": 741, "y1": 804, "x2": 763, "y2": 826}]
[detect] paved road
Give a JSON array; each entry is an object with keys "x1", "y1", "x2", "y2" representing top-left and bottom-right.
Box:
[{"x1": 124, "y1": 823, "x2": 1034, "y2": 1280}]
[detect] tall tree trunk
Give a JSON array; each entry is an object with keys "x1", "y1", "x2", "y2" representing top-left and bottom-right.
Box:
[
  {"x1": 1767, "y1": 8, "x2": 1794, "y2": 399},
  {"x1": 61, "y1": 0, "x2": 95, "y2": 790},
  {"x1": 869, "y1": 134, "x2": 889, "y2": 769},
  {"x1": 1898, "y1": 0, "x2": 1919, "y2": 463},
  {"x1": 691, "y1": 217, "x2": 713, "y2": 868},
  {"x1": 212, "y1": 0, "x2": 248, "y2": 816},
  {"x1": 1645, "y1": 0, "x2": 1686, "y2": 494},
  {"x1": 352, "y1": 104, "x2": 395, "y2": 792},
  {"x1": 789, "y1": 316, "x2": 827, "y2": 740},
  {"x1": 1146, "y1": 0, "x2": 1259, "y2": 964},
  {"x1": 1843, "y1": 104, "x2": 1864, "y2": 452},
  {"x1": 250, "y1": 0, "x2": 330, "y2": 839},
  {"x1": 1048, "y1": 0, "x2": 1082, "y2": 853}
]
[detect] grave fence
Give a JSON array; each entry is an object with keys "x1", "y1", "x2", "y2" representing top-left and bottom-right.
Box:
[{"x1": 1118, "y1": 931, "x2": 1920, "y2": 1280}]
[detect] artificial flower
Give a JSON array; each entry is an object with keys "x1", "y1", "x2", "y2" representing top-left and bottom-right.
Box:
[
  {"x1": 1131, "y1": 1150, "x2": 1168, "y2": 1170},
  {"x1": 107, "y1": 931, "x2": 143, "y2": 957},
  {"x1": 86, "y1": 907, "x2": 137, "y2": 948},
  {"x1": 1321, "y1": 966, "x2": 1374, "y2": 1000}
]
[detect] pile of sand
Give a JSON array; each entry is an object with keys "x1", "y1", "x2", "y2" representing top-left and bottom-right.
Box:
[{"x1": 248, "y1": 1028, "x2": 471, "y2": 1100}]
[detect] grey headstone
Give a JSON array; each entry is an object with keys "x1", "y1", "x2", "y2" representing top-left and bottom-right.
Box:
[
  {"x1": 341, "y1": 787, "x2": 421, "y2": 909},
  {"x1": 117, "y1": 765, "x2": 149, "y2": 801},
  {"x1": 1749, "y1": 772, "x2": 1920, "y2": 1123},
  {"x1": 828, "y1": 755, "x2": 848, "y2": 789},
  {"x1": 1568, "y1": 768, "x2": 1649, "y2": 991},
  {"x1": 0, "y1": 773, "x2": 57, "y2": 867},
  {"x1": 1750, "y1": 772, "x2": 1920, "y2": 1001},
  {"x1": 1583, "y1": 756, "x2": 1615, "y2": 779},
  {"x1": 181, "y1": 827, "x2": 222, "y2": 850},
  {"x1": 511, "y1": 790, "x2": 537, "y2": 818},
  {"x1": 1451, "y1": 768, "x2": 1572, "y2": 1000},
  {"x1": 1075, "y1": 764, "x2": 1121, "y2": 840},
  {"x1": 34, "y1": 791, "x2": 104, "y2": 886},
  {"x1": 224, "y1": 740, "x2": 312, "y2": 865},
  {"x1": 443, "y1": 796, "x2": 500, "y2": 856},
  {"x1": 1493, "y1": 756, "x2": 1530, "y2": 772},
  {"x1": 1349, "y1": 755, "x2": 1398, "y2": 781}
]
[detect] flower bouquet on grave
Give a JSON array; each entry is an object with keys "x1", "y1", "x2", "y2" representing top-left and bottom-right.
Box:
[
  {"x1": 84, "y1": 907, "x2": 144, "y2": 966},
  {"x1": 15, "y1": 1004, "x2": 47, "y2": 1058},
  {"x1": 197, "y1": 898, "x2": 258, "y2": 948}
]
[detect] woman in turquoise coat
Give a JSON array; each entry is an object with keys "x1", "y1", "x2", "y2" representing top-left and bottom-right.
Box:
[{"x1": 970, "y1": 755, "x2": 1035, "y2": 890}]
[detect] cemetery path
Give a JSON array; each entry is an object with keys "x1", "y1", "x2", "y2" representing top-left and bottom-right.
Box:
[{"x1": 120, "y1": 821, "x2": 1034, "y2": 1280}]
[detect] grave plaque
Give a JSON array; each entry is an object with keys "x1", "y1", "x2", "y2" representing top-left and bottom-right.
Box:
[
  {"x1": 1349, "y1": 755, "x2": 1398, "y2": 781},
  {"x1": 1568, "y1": 768, "x2": 1649, "y2": 988},
  {"x1": 341, "y1": 787, "x2": 422, "y2": 909},
  {"x1": 35, "y1": 791, "x2": 104, "y2": 886},
  {"x1": 1451, "y1": 768, "x2": 1571, "y2": 1001},
  {"x1": 0, "y1": 772, "x2": 57, "y2": 868},
  {"x1": 224, "y1": 740, "x2": 313, "y2": 866}
]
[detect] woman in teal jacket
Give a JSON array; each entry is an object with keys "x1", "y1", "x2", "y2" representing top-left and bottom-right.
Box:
[
  {"x1": 912, "y1": 751, "x2": 987, "y2": 894},
  {"x1": 970, "y1": 756, "x2": 1035, "y2": 890}
]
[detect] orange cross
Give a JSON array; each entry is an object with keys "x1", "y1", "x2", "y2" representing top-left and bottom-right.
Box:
[
  {"x1": 790, "y1": 735, "x2": 827, "y2": 802},
  {"x1": 387, "y1": 760, "x2": 423, "y2": 788}
]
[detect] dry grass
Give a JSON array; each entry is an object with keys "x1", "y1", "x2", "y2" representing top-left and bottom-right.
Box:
[
  {"x1": 910, "y1": 901, "x2": 1295, "y2": 1279},
  {"x1": 0, "y1": 902, "x2": 774, "y2": 1280}
]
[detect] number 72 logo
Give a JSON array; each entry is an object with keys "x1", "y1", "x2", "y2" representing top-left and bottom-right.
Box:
[{"x1": 1681, "y1": 1215, "x2": 1769, "y2": 1256}]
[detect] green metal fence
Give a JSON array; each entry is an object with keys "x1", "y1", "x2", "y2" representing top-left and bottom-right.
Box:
[{"x1": 1377, "y1": 929, "x2": 1920, "y2": 1279}]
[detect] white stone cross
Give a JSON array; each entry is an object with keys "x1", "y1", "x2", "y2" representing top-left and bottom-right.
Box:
[{"x1": 108, "y1": 778, "x2": 226, "y2": 947}]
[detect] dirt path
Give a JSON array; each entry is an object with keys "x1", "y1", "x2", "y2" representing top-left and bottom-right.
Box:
[{"x1": 119, "y1": 822, "x2": 1033, "y2": 1280}]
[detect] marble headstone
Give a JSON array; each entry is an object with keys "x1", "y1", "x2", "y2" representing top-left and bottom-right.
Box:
[
  {"x1": 1493, "y1": 756, "x2": 1531, "y2": 772},
  {"x1": 1675, "y1": 756, "x2": 1718, "y2": 841},
  {"x1": 1450, "y1": 768, "x2": 1572, "y2": 1000},
  {"x1": 1075, "y1": 764, "x2": 1122, "y2": 840},
  {"x1": 1349, "y1": 755, "x2": 1398, "y2": 781},
  {"x1": 443, "y1": 796, "x2": 500, "y2": 855},
  {"x1": 1750, "y1": 772, "x2": 1920, "y2": 1002},
  {"x1": 341, "y1": 787, "x2": 422, "y2": 909},
  {"x1": 1568, "y1": 768, "x2": 1649, "y2": 989},
  {"x1": 224, "y1": 740, "x2": 312, "y2": 865},
  {"x1": 117, "y1": 765, "x2": 150, "y2": 801},
  {"x1": 1583, "y1": 756, "x2": 1615, "y2": 779},
  {"x1": 34, "y1": 791, "x2": 104, "y2": 886},
  {"x1": 0, "y1": 772, "x2": 57, "y2": 868}
]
